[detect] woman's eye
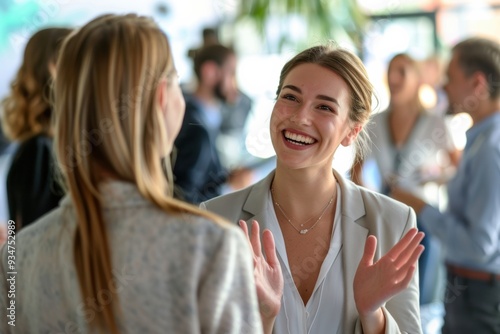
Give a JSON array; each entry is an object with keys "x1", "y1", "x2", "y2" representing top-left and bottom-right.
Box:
[
  {"x1": 282, "y1": 94, "x2": 297, "y2": 101},
  {"x1": 318, "y1": 105, "x2": 334, "y2": 112}
]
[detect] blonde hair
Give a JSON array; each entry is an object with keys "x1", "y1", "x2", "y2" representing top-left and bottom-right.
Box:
[
  {"x1": 54, "y1": 14, "x2": 226, "y2": 333},
  {"x1": 276, "y1": 44, "x2": 374, "y2": 162},
  {"x1": 1, "y1": 27, "x2": 71, "y2": 141}
]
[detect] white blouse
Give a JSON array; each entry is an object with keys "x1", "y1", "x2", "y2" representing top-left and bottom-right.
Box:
[{"x1": 264, "y1": 184, "x2": 345, "y2": 334}]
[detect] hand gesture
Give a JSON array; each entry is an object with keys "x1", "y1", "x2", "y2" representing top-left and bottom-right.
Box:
[
  {"x1": 239, "y1": 220, "x2": 284, "y2": 320},
  {"x1": 353, "y1": 228, "x2": 424, "y2": 317}
]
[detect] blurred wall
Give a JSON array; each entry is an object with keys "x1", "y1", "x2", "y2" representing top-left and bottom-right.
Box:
[{"x1": 0, "y1": 0, "x2": 231, "y2": 100}]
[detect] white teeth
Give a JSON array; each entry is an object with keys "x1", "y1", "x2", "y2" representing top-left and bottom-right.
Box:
[{"x1": 284, "y1": 130, "x2": 315, "y2": 145}]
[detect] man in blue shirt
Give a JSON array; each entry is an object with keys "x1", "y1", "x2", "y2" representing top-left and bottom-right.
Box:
[{"x1": 392, "y1": 37, "x2": 500, "y2": 333}]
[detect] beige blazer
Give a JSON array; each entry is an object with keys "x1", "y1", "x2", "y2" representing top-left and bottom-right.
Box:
[{"x1": 201, "y1": 169, "x2": 422, "y2": 334}]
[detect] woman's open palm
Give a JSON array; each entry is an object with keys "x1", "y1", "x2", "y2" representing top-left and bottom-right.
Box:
[
  {"x1": 239, "y1": 220, "x2": 284, "y2": 319},
  {"x1": 353, "y1": 228, "x2": 424, "y2": 316}
]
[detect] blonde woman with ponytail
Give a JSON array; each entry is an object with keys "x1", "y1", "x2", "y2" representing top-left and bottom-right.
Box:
[
  {"x1": 0, "y1": 14, "x2": 262, "y2": 334},
  {"x1": 202, "y1": 45, "x2": 424, "y2": 333}
]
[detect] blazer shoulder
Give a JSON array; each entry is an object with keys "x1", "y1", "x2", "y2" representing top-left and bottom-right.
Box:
[
  {"x1": 202, "y1": 185, "x2": 254, "y2": 223},
  {"x1": 359, "y1": 186, "x2": 411, "y2": 213},
  {"x1": 356, "y1": 186, "x2": 416, "y2": 232},
  {"x1": 203, "y1": 171, "x2": 275, "y2": 224}
]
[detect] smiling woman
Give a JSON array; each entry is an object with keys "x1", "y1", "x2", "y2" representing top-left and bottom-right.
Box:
[
  {"x1": 202, "y1": 44, "x2": 424, "y2": 334},
  {"x1": 271, "y1": 63, "x2": 359, "y2": 167}
]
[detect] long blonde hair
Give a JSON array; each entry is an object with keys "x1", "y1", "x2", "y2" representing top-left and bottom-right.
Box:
[
  {"x1": 1, "y1": 27, "x2": 71, "y2": 141},
  {"x1": 54, "y1": 14, "x2": 226, "y2": 333}
]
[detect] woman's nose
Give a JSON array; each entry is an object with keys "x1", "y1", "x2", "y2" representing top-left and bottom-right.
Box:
[{"x1": 290, "y1": 104, "x2": 311, "y2": 125}]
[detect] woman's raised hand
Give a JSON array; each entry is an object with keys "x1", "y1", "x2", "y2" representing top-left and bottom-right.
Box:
[
  {"x1": 354, "y1": 228, "x2": 424, "y2": 317},
  {"x1": 239, "y1": 220, "x2": 283, "y2": 331}
]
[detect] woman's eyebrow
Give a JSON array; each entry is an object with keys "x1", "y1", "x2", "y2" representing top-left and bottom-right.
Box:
[
  {"x1": 317, "y1": 94, "x2": 339, "y2": 107},
  {"x1": 282, "y1": 84, "x2": 301, "y2": 93},
  {"x1": 282, "y1": 84, "x2": 340, "y2": 107}
]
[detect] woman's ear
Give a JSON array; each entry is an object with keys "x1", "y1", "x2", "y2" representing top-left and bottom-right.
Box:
[
  {"x1": 156, "y1": 78, "x2": 168, "y2": 113},
  {"x1": 472, "y1": 71, "x2": 490, "y2": 99},
  {"x1": 341, "y1": 123, "x2": 363, "y2": 147}
]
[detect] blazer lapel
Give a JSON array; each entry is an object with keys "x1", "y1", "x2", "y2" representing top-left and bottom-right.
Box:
[
  {"x1": 242, "y1": 170, "x2": 274, "y2": 234},
  {"x1": 334, "y1": 170, "x2": 369, "y2": 332},
  {"x1": 241, "y1": 171, "x2": 293, "y2": 273},
  {"x1": 242, "y1": 171, "x2": 275, "y2": 228}
]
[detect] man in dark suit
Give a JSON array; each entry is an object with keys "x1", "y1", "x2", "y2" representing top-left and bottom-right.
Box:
[{"x1": 173, "y1": 44, "x2": 252, "y2": 204}]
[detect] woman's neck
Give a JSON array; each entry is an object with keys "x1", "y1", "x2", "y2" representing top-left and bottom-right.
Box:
[
  {"x1": 390, "y1": 101, "x2": 421, "y2": 118},
  {"x1": 388, "y1": 102, "x2": 422, "y2": 149},
  {"x1": 195, "y1": 85, "x2": 219, "y2": 106},
  {"x1": 272, "y1": 165, "x2": 338, "y2": 223}
]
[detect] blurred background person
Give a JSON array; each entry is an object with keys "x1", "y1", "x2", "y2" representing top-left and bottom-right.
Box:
[
  {"x1": 351, "y1": 53, "x2": 460, "y2": 304},
  {"x1": 0, "y1": 13, "x2": 262, "y2": 334},
  {"x1": 420, "y1": 54, "x2": 450, "y2": 117},
  {"x1": 173, "y1": 43, "x2": 253, "y2": 204},
  {"x1": 0, "y1": 121, "x2": 17, "y2": 229},
  {"x1": 188, "y1": 27, "x2": 255, "y2": 170},
  {"x1": 0, "y1": 126, "x2": 11, "y2": 156},
  {"x1": 392, "y1": 37, "x2": 500, "y2": 334},
  {"x1": 0, "y1": 27, "x2": 71, "y2": 230}
]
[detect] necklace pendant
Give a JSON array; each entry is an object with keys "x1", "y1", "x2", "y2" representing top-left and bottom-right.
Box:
[{"x1": 300, "y1": 229, "x2": 308, "y2": 235}]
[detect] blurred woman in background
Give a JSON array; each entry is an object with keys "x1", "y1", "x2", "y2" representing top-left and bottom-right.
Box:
[
  {"x1": 1, "y1": 27, "x2": 71, "y2": 229},
  {"x1": 351, "y1": 53, "x2": 460, "y2": 304}
]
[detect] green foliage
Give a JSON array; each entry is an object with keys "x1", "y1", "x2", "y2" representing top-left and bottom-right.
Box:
[{"x1": 236, "y1": 0, "x2": 367, "y2": 51}]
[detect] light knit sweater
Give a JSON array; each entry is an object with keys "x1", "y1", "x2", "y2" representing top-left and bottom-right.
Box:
[{"x1": 0, "y1": 181, "x2": 262, "y2": 333}]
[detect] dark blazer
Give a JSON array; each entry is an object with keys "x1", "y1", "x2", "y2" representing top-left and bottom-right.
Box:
[
  {"x1": 173, "y1": 94, "x2": 227, "y2": 204},
  {"x1": 7, "y1": 134, "x2": 63, "y2": 230},
  {"x1": 0, "y1": 123, "x2": 10, "y2": 155},
  {"x1": 202, "y1": 169, "x2": 422, "y2": 333}
]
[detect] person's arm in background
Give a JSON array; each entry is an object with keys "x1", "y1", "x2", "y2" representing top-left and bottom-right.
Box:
[
  {"x1": 392, "y1": 142, "x2": 500, "y2": 266},
  {"x1": 440, "y1": 115, "x2": 461, "y2": 177}
]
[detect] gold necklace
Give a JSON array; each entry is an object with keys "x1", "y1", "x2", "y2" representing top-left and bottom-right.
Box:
[{"x1": 271, "y1": 187, "x2": 334, "y2": 235}]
